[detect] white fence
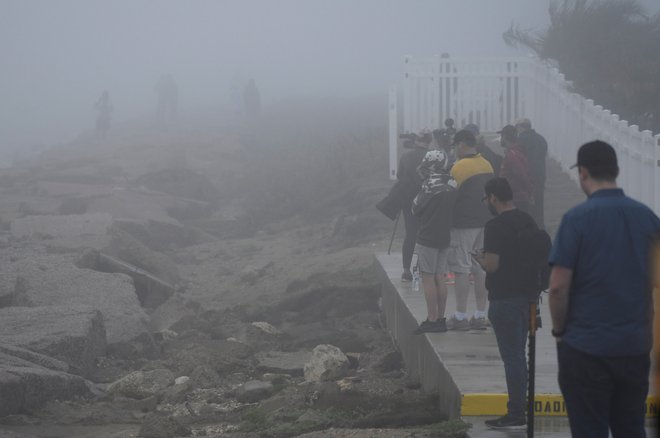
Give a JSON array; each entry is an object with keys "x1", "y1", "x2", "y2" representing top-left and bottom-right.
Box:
[{"x1": 389, "y1": 56, "x2": 660, "y2": 216}]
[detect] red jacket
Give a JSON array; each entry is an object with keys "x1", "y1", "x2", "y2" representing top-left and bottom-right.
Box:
[{"x1": 500, "y1": 143, "x2": 534, "y2": 204}]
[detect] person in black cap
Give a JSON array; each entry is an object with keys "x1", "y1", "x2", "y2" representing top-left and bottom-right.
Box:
[
  {"x1": 464, "y1": 123, "x2": 502, "y2": 175},
  {"x1": 447, "y1": 129, "x2": 494, "y2": 330},
  {"x1": 549, "y1": 140, "x2": 660, "y2": 438}
]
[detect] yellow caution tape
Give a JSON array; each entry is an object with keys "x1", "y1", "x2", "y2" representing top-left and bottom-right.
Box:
[{"x1": 461, "y1": 393, "x2": 660, "y2": 417}]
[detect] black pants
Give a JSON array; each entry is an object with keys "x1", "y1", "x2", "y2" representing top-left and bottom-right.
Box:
[
  {"x1": 401, "y1": 204, "x2": 419, "y2": 272},
  {"x1": 557, "y1": 341, "x2": 649, "y2": 438}
]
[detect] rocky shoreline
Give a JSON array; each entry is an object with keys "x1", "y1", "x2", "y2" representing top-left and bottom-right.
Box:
[{"x1": 0, "y1": 101, "x2": 470, "y2": 437}]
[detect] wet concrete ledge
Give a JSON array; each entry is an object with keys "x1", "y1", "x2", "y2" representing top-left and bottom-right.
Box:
[{"x1": 374, "y1": 253, "x2": 462, "y2": 420}]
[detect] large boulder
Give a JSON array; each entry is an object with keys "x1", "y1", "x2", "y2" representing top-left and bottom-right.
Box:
[
  {"x1": 235, "y1": 380, "x2": 274, "y2": 403},
  {"x1": 107, "y1": 368, "x2": 175, "y2": 399},
  {"x1": 0, "y1": 343, "x2": 69, "y2": 373},
  {"x1": 0, "y1": 345, "x2": 93, "y2": 417},
  {"x1": 103, "y1": 225, "x2": 180, "y2": 286},
  {"x1": 11, "y1": 254, "x2": 149, "y2": 344},
  {"x1": 303, "y1": 344, "x2": 350, "y2": 382},
  {"x1": 256, "y1": 350, "x2": 312, "y2": 377},
  {"x1": 9, "y1": 213, "x2": 112, "y2": 239},
  {"x1": 133, "y1": 168, "x2": 219, "y2": 203},
  {"x1": 0, "y1": 272, "x2": 17, "y2": 307},
  {"x1": 0, "y1": 364, "x2": 91, "y2": 417},
  {"x1": 139, "y1": 413, "x2": 191, "y2": 438},
  {"x1": 0, "y1": 306, "x2": 106, "y2": 377}
]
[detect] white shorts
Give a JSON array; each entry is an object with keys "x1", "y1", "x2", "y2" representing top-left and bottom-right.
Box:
[
  {"x1": 415, "y1": 244, "x2": 448, "y2": 275},
  {"x1": 448, "y1": 227, "x2": 484, "y2": 274}
]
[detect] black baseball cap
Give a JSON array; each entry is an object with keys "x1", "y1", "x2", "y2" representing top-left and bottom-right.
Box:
[
  {"x1": 452, "y1": 129, "x2": 476, "y2": 147},
  {"x1": 570, "y1": 140, "x2": 618, "y2": 172}
]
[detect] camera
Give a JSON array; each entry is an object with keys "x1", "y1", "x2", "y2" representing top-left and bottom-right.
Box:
[{"x1": 399, "y1": 132, "x2": 419, "y2": 141}]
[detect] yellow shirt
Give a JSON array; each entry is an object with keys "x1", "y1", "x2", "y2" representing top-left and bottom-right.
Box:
[{"x1": 450, "y1": 153, "x2": 494, "y2": 187}]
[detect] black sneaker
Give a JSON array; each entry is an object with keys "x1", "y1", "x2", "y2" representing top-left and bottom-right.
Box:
[
  {"x1": 401, "y1": 271, "x2": 413, "y2": 282},
  {"x1": 484, "y1": 414, "x2": 526, "y2": 430},
  {"x1": 413, "y1": 318, "x2": 448, "y2": 335}
]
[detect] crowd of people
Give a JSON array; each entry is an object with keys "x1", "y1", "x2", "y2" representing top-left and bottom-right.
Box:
[
  {"x1": 397, "y1": 118, "x2": 547, "y2": 334},
  {"x1": 391, "y1": 119, "x2": 660, "y2": 435}
]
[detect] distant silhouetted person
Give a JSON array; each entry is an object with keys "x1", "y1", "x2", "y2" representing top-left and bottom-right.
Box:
[
  {"x1": 156, "y1": 74, "x2": 178, "y2": 123},
  {"x1": 94, "y1": 90, "x2": 113, "y2": 138},
  {"x1": 243, "y1": 78, "x2": 261, "y2": 119}
]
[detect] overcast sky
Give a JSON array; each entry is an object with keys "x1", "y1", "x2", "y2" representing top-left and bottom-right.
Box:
[{"x1": 1, "y1": 0, "x2": 658, "y2": 151}]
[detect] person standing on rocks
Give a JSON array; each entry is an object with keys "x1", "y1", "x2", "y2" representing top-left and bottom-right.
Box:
[
  {"x1": 549, "y1": 140, "x2": 660, "y2": 437},
  {"x1": 94, "y1": 90, "x2": 113, "y2": 138},
  {"x1": 243, "y1": 78, "x2": 261, "y2": 119},
  {"x1": 156, "y1": 74, "x2": 178, "y2": 123},
  {"x1": 411, "y1": 149, "x2": 457, "y2": 334},
  {"x1": 447, "y1": 129, "x2": 493, "y2": 330},
  {"x1": 516, "y1": 118, "x2": 547, "y2": 228},
  {"x1": 397, "y1": 129, "x2": 432, "y2": 282}
]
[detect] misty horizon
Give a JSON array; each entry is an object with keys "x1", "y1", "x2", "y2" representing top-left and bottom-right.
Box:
[{"x1": 2, "y1": 0, "x2": 659, "y2": 153}]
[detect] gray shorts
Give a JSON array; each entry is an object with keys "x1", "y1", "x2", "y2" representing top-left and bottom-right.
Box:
[
  {"x1": 448, "y1": 227, "x2": 485, "y2": 274},
  {"x1": 415, "y1": 244, "x2": 448, "y2": 275}
]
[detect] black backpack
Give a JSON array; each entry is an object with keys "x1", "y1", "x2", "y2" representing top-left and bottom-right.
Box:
[{"x1": 515, "y1": 223, "x2": 552, "y2": 297}]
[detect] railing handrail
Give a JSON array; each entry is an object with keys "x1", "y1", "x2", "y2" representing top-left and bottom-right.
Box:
[{"x1": 391, "y1": 56, "x2": 660, "y2": 216}]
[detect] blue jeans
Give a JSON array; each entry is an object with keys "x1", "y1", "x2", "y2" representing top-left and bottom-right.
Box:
[
  {"x1": 557, "y1": 341, "x2": 649, "y2": 438},
  {"x1": 488, "y1": 298, "x2": 529, "y2": 418}
]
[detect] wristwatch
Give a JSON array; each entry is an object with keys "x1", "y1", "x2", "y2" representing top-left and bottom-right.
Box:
[{"x1": 551, "y1": 328, "x2": 565, "y2": 338}]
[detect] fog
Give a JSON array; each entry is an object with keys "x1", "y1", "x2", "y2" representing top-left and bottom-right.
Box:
[{"x1": 1, "y1": 0, "x2": 658, "y2": 156}]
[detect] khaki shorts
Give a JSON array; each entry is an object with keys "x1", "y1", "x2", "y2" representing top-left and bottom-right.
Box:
[
  {"x1": 415, "y1": 244, "x2": 448, "y2": 275},
  {"x1": 448, "y1": 227, "x2": 484, "y2": 274}
]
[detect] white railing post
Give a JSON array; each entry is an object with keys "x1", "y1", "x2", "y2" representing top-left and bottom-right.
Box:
[
  {"x1": 640, "y1": 130, "x2": 654, "y2": 208},
  {"x1": 618, "y1": 119, "x2": 630, "y2": 191},
  {"x1": 389, "y1": 86, "x2": 398, "y2": 180}
]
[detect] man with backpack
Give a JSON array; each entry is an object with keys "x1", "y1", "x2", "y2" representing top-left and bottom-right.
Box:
[{"x1": 472, "y1": 177, "x2": 549, "y2": 430}]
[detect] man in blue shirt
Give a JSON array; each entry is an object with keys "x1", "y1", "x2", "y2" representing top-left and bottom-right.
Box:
[{"x1": 549, "y1": 140, "x2": 660, "y2": 438}]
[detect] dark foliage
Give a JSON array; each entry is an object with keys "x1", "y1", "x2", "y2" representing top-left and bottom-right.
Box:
[{"x1": 504, "y1": 0, "x2": 660, "y2": 133}]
